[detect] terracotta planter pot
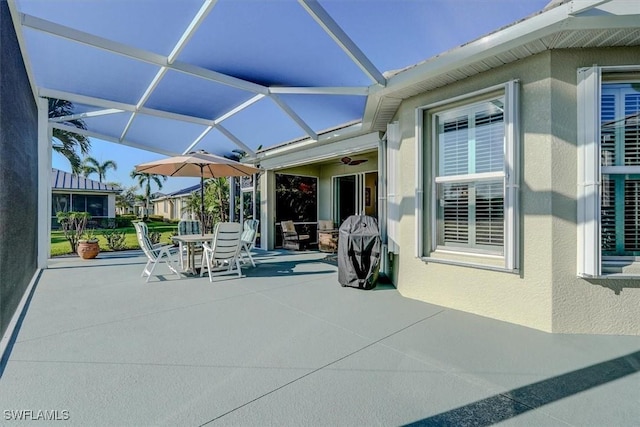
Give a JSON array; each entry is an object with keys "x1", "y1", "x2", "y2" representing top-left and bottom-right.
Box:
[{"x1": 77, "y1": 240, "x2": 100, "y2": 259}]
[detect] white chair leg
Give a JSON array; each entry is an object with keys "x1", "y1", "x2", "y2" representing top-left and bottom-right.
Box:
[
  {"x1": 200, "y1": 253, "x2": 206, "y2": 277},
  {"x1": 235, "y1": 258, "x2": 242, "y2": 277},
  {"x1": 142, "y1": 260, "x2": 152, "y2": 278},
  {"x1": 208, "y1": 258, "x2": 216, "y2": 282},
  {"x1": 245, "y1": 244, "x2": 255, "y2": 267},
  {"x1": 165, "y1": 254, "x2": 180, "y2": 277}
]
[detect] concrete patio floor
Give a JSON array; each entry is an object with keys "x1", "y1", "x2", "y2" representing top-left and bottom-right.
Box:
[{"x1": 1, "y1": 249, "x2": 640, "y2": 426}]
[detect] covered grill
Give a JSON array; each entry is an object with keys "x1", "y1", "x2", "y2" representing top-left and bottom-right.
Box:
[{"x1": 337, "y1": 215, "x2": 381, "y2": 290}]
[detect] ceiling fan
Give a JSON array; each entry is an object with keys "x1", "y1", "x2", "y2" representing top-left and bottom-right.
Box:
[{"x1": 340, "y1": 156, "x2": 368, "y2": 166}]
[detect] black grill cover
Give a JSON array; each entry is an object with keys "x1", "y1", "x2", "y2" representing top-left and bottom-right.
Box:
[{"x1": 338, "y1": 215, "x2": 381, "y2": 290}]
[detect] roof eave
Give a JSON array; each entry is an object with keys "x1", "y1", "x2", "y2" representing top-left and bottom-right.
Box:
[{"x1": 365, "y1": 0, "x2": 640, "y2": 129}]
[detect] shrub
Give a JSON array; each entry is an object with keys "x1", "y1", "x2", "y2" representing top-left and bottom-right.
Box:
[
  {"x1": 148, "y1": 214, "x2": 164, "y2": 222},
  {"x1": 149, "y1": 231, "x2": 161, "y2": 244},
  {"x1": 102, "y1": 229, "x2": 127, "y2": 250},
  {"x1": 56, "y1": 211, "x2": 91, "y2": 252},
  {"x1": 115, "y1": 214, "x2": 137, "y2": 228}
]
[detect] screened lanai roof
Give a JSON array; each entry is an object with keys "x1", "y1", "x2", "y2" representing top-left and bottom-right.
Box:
[{"x1": 9, "y1": 0, "x2": 640, "y2": 162}]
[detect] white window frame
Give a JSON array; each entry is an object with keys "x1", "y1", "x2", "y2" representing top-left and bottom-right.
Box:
[
  {"x1": 387, "y1": 121, "x2": 401, "y2": 254},
  {"x1": 416, "y1": 81, "x2": 519, "y2": 272},
  {"x1": 577, "y1": 65, "x2": 640, "y2": 277}
]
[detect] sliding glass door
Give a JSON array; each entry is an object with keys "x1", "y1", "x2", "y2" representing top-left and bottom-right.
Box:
[{"x1": 333, "y1": 172, "x2": 378, "y2": 225}]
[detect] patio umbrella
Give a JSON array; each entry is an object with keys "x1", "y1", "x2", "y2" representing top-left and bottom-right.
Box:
[{"x1": 135, "y1": 150, "x2": 259, "y2": 233}]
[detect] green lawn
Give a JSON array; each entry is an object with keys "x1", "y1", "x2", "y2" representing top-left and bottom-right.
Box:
[{"x1": 51, "y1": 221, "x2": 178, "y2": 257}]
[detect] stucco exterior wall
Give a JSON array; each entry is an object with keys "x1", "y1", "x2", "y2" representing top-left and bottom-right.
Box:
[
  {"x1": 392, "y1": 48, "x2": 640, "y2": 334},
  {"x1": 153, "y1": 199, "x2": 171, "y2": 219},
  {"x1": 393, "y1": 52, "x2": 555, "y2": 332},
  {"x1": 0, "y1": 2, "x2": 39, "y2": 339},
  {"x1": 548, "y1": 48, "x2": 640, "y2": 334}
]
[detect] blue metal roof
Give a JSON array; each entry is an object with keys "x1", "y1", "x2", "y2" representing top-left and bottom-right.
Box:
[
  {"x1": 166, "y1": 184, "x2": 201, "y2": 197},
  {"x1": 51, "y1": 168, "x2": 121, "y2": 192}
]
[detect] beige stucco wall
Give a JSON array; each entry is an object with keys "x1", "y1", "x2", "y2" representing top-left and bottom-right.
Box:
[
  {"x1": 392, "y1": 47, "x2": 640, "y2": 334},
  {"x1": 153, "y1": 199, "x2": 171, "y2": 219},
  {"x1": 547, "y1": 48, "x2": 640, "y2": 334}
]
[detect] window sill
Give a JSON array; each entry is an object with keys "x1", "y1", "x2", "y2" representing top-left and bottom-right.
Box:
[
  {"x1": 595, "y1": 258, "x2": 640, "y2": 278},
  {"x1": 582, "y1": 273, "x2": 640, "y2": 279},
  {"x1": 421, "y1": 251, "x2": 518, "y2": 274}
]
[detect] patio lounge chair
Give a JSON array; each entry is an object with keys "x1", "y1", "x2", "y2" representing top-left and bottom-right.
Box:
[
  {"x1": 318, "y1": 220, "x2": 338, "y2": 253},
  {"x1": 177, "y1": 219, "x2": 203, "y2": 270},
  {"x1": 134, "y1": 222, "x2": 181, "y2": 282},
  {"x1": 200, "y1": 222, "x2": 243, "y2": 282},
  {"x1": 281, "y1": 220, "x2": 310, "y2": 250},
  {"x1": 240, "y1": 219, "x2": 259, "y2": 267}
]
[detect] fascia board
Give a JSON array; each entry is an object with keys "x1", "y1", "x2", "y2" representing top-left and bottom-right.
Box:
[
  {"x1": 562, "y1": 14, "x2": 640, "y2": 30},
  {"x1": 361, "y1": 84, "x2": 394, "y2": 129},
  {"x1": 258, "y1": 131, "x2": 381, "y2": 169}
]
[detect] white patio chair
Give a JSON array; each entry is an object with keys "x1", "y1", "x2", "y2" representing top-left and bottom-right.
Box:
[
  {"x1": 135, "y1": 223, "x2": 181, "y2": 282},
  {"x1": 177, "y1": 219, "x2": 203, "y2": 270},
  {"x1": 200, "y1": 222, "x2": 243, "y2": 282},
  {"x1": 239, "y1": 219, "x2": 259, "y2": 267},
  {"x1": 133, "y1": 221, "x2": 164, "y2": 249}
]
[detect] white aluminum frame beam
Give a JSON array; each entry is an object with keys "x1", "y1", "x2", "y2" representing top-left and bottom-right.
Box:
[
  {"x1": 183, "y1": 93, "x2": 266, "y2": 153},
  {"x1": 298, "y1": 0, "x2": 386, "y2": 86},
  {"x1": 44, "y1": 87, "x2": 263, "y2": 158},
  {"x1": 168, "y1": 0, "x2": 219, "y2": 64},
  {"x1": 123, "y1": 0, "x2": 219, "y2": 142},
  {"x1": 214, "y1": 94, "x2": 265, "y2": 125},
  {"x1": 41, "y1": 87, "x2": 214, "y2": 127},
  {"x1": 269, "y1": 86, "x2": 368, "y2": 96},
  {"x1": 48, "y1": 108, "x2": 125, "y2": 123},
  {"x1": 270, "y1": 94, "x2": 318, "y2": 140},
  {"x1": 216, "y1": 125, "x2": 256, "y2": 156},
  {"x1": 51, "y1": 122, "x2": 177, "y2": 156},
  {"x1": 20, "y1": 13, "x2": 268, "y2": 95}
]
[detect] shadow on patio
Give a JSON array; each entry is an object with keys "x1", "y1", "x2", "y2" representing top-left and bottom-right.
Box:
[{"x1": 1, "y1": 249, "x2": 639, "y2": 426}]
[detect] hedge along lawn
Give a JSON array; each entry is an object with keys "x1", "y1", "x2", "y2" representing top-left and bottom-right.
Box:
[{"x1": 50, "y1": 221, "x2": 178, "y2": 257}]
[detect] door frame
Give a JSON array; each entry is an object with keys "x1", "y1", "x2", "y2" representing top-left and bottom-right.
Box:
[{"x1": 332, "y1": 171, "x2": 378, "y2": 225}]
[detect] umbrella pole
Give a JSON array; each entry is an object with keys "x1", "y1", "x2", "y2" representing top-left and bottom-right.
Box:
[{"x1": 200, "y1": 166, "x2": 205, "y2": 235}]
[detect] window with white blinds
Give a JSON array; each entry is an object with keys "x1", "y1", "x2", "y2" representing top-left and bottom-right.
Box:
[
  {"x1": 600, "y1": 84, "x2": 640, "y2": 256},
  {"x1": 434, "y1": 98, "x2": 506, "y2": 253},
  {"x1": 577, "y1": 66, "x2": 640, "y2": 277},
  {"x1": 417, "y1": 81, "x2": 518, "y2": 270}
]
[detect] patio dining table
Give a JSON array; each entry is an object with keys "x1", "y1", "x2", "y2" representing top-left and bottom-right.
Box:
[{"x1": 172, "y1": 233, "x2": 215, "y2": 275}]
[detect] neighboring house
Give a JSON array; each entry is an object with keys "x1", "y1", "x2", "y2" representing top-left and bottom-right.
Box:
[
  {"x1": 115, "y1": 205, "x2": 135, "y2": 216},
  {"x1": 51, "y1": 168, "x2": 120, "y2": 228},
  {"x1": 257, "y1": 1, "x2": 640, "y2": 335},
  {"x1": 152, "y1": 184, "x2": 200, "y2": 221}
]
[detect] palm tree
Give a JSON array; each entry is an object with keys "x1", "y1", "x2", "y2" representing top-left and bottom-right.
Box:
[
  {"x1": 182, "y1": 177, "x2": 230, "y2": 232},
  {"x1": 48, "y1": 98, "x2": 91, "y2": 173},
  {"x1": 130, "y1": 170, "x2": 167, "y2": 218},
  {"x1": 82, "y1": 156, "x2": 117, "y2": 183}
]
